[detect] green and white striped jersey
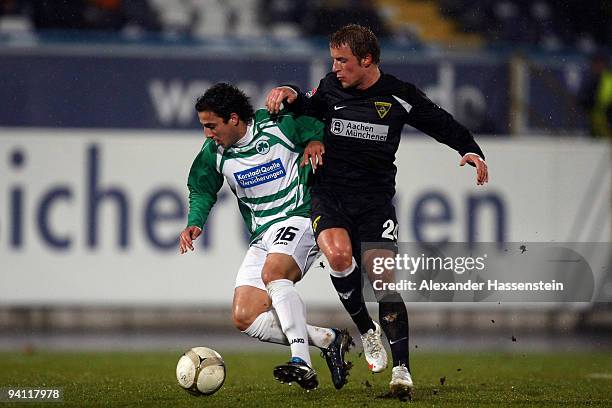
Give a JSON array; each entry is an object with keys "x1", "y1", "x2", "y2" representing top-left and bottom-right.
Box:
[{"x1": 187, "y1": 109, "x2": 324, "y2": 242}]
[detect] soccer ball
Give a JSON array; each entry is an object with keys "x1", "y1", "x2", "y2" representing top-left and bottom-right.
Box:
[{"x1": 176, "y1": 346, "x2": 226, "y2": 396}]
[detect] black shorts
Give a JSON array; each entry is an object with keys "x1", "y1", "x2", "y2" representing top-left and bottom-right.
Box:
[{"x1": 310, "y1": 189, "x2": 398, "y2": 262}]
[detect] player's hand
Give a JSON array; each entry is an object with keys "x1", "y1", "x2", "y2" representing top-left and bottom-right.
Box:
[
  {"x1": 265, "y1": 87, "x2": 298, "y2": 114},
  {"x1": 179, "y1": 226, "x2": 202, "y2": 254},
  {"x1": 460, "y1": 153, "x2": 488, "y2": 185},
  {"x1": 301, "y1": 141, "x2": 325, "y2": 172}
]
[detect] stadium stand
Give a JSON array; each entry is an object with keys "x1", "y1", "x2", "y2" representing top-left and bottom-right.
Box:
[
  {"x1": 1, "y1": 0, "x2": 609, "y2": 52},
  {"x1": 0, "y1": 0, "x2": 161, "y2": 32},
  {"x1": 439, "y1": 0, "x2": 611, "y2": 51}
]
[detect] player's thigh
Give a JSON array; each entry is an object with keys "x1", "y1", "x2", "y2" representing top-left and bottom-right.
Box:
[
  {"x1": 261, "y1": 216, "x2": 318, "y2": 284},
  {"x1": 363, "y1": 248, "x2": 397, "y2": 285},
  {"x1": 232, "y1": 285, "x2": 270, "y2": 330},
  {"x1": 357, "y1": 200, "x2": 398, "y2": 244},
  {"x1": 235, "y1": 243, "x2": 268, "y2": 291},
  {"x1": 357, "y1": 201, "x2": 398, "y2": 277},
  {"x1": 261, "y1": 253, "x2": 302, "y2": 284},
  {"x1": 311, "y1": 189, "x2": 352, "y2": 243}
]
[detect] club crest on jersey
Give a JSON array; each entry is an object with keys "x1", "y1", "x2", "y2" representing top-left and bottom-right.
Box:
[
  {"x1": 374, "y1": 101, "x2": 392, "y2": 119},
  {"x1": 255, "y1": 139, "x2": 270, "y2": 155}
]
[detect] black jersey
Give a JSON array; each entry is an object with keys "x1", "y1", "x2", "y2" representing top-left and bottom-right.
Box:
[{"x1": 291, "y1": 72, "x2": 485, "y2": 196}]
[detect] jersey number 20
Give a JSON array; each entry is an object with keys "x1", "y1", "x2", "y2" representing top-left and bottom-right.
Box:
[{"x1": 381, "y1": 219, "x2": 398, "y2": 241}]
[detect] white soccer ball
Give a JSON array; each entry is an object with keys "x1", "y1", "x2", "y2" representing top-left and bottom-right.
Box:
[{"x1": 176, "y1": 346, "x2": 226, "y2": 396}]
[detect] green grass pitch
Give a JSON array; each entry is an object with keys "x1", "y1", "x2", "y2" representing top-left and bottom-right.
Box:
[{"x1": 1, "y1": 350, "x2": 611, "y2": 407}]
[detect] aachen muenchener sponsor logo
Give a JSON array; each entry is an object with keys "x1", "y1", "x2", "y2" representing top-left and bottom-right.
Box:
[
  {"x1": 234, "y1": 158, "x2": 286, "y2": 188},
  {"x1": 330, "y1": 118, "x2": 389, "y2": 141}
]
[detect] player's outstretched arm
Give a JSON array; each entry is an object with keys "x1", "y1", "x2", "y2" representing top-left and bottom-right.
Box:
[
  {"x1": 300, "y1": 141, "x2": 325, "y2": 172},
  {"x1": 460, "y1": 153, "x2": 489, "y2": 185},
  {"x1": 179, "y1": 226, "x2": 202, "y2": 254},
  {"x1": 265, "y1": 86, "x2": 298, "y2": 114}
]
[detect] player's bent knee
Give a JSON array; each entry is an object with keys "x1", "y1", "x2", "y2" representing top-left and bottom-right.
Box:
[
  {"x1": 261, "y1": 269, "x2": 283, "y2": 286},
  {"x1": 327, "y1": 250, "x2": 354, "y2": 273},
  {"x1": 232, "y1": 310, "x2": 257, "y2": 332},
  {"x1": 261, "y1": 254, "x2": 302, "y2": 285}
]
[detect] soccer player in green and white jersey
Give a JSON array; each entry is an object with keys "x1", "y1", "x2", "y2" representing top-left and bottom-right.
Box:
[{"x1": 178, "y1": 83, "x2": 352, "y2": 391}]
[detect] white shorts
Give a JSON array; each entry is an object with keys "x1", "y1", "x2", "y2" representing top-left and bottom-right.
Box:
[{"x1": 235, "y1": 216, "x2": 319, "y2": 290}]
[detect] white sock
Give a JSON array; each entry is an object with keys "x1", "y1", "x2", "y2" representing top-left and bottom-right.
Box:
[
  {"x1": 242, "y1": 310, "x2": 288, "y2": 345},
  {"x1": 267, "y1": 279, "x2": 311, "y2": 366},
  {"x1": 306, "y1": 324, "x2": 335, "y2": 349},
  {"x1": 242, "y1": 309, "x2": 336, "y2": 349}
]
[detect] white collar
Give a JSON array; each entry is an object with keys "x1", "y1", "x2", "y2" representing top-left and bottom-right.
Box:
[{"x1": 233, "y1": 122, "x2": 254, "y2": 148}]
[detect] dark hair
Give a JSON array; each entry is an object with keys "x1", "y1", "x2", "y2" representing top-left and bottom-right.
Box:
[
  {"x1": 330, "y1": 24, "x2": 380, "y2": 64},
  {"x1": 195, "y1": 83, "x2": 255, "y2": 123}
]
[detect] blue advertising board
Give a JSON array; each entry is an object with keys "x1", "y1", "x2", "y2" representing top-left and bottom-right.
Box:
[
  {"x1": 0, "y1": 50, "x2": 588, "y2": 134},
  {"x1": 384, "y1": 58, "x2": 509, "y2": 134},
  {"x1": 0, "y1": 52, "x2": 310, "y2": 129}
]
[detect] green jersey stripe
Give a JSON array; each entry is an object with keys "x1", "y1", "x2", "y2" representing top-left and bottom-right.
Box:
[
  {"x1": 253, "y1": 196, "x2": 297, "y2": 217},
  {"x1": 249, "y1": 181, "x2": 301, "y2": 214},
  {"x1": 264, "y1": 126, "x2": 296, "y2": 151},
  {"x1": 239, "y1": 177, "x2": 299, "y2": 204},
  {"x1": 224, "y1": 148, "x2": 259, "y2": 160}
]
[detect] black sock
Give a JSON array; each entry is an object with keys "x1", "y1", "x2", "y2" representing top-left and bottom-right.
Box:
[
  {"x1": 378, "y1": 292, "x2": 410, "y2": 371},
  {"x1": 330, "y1": 266, "x2": 375, "y2": 335}
]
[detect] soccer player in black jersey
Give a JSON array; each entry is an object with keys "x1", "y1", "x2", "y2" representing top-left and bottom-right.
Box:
[{"x1": 266, "y1": 24, "x2": 488, "y2": 396}]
